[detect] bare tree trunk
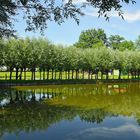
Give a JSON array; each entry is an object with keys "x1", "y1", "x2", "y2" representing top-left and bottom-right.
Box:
[
  {"x1": 39, "y1": 69, "x2": 41, "y2": 80},
  {"x1": 101, "y1": 71, "x2": 103, "y2": 80},
  {"x1": 138, "y1": 70, "x2": 140, "y2": 79},
  {"x1": 72, "y1": 70, "x2": 74, "y2": 79},
  {"x1": 77, "y1": 70, "x2": 79, "y2": 79},
  {"x1": 15, "y1": 68, "x2": 19, "y2": 80},
  {"x1": 106, "y1": 73, "x2": 109, "y2": 80},
  {"x1": 68, "y1": 70, "x2": 70, "y2": 79},
  {"x1": 31, "y1": 71, "x2": 33, "y2": 80},
  {"x1": 54, "y1": 70, "x2": 57, "y2": 79},
  {"x1": 88, "y1": 70, "x2": 90, "y2": 79},
  {"x1": 127, "y1": 70, "x2": 129, "y2": 79},
  {"x1": 34, "y1": 69, "x2": 36, "y2": 80},
  {"x1": 20, "y1": 68, "x2": 23, "y2": 80},
  {"x1": 52, "y1": 69, "x2": 54, "y2": 80},
  {"x1": 47, "y1": 69, "x2": 49, "y2": 80},
  {"x1": 76, "y1": 70, "x2": 78, "y2": 79},
  {"x1": 24, "y1": 68, "x2": 26, "y2": 80},
  {"x1": 82, "y1": 70, "x2": 84, "y2": 79},
  {"x1": 43, "y1": 70, "x2": 45, "y2": 80},
  {"x1": 59, "y1": 71, "x2": 61, "y2": 80},
  {"x1": 10, "y1": 70, "x2": 12, "y2": 80},
  {"x1": 118, "y1": 69, "x2": 121, "y2": 80}
]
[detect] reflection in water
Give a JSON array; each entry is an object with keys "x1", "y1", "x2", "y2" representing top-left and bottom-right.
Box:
[{"x1": 0, "y1": 83, "x2": 140, "y2": 140}]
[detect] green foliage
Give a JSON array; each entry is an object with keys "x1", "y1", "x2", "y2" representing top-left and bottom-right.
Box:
[
  {"x1": 135, "y1": 35, "x2": 140, "y2": 50},
  {"x1": 75, "y1": 28, "x2": 107, "y2": 48},
  {"x1": 108, "y1": 35, "x2": 135, "y2": 51},
  {"x1": 1, "y1": 37, "x2": 140, "y2": 80},
  {"x1": 0, "y1": 0, "x2": 135, "y2": 37}
]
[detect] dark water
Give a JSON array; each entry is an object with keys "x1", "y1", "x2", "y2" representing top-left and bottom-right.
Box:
[{"x1": 0, "y1": 83, "x2": 140, "y2": 140}]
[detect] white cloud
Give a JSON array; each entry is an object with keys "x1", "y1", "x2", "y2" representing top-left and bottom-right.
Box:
[
  {"x1": 67, "y1": 123, "x2": 140, "y2": 140},
  {"x1": 80, "y1": 124, "x2": 140, "y2": 137},
  {"x1": 123, "y1": 11, "x2": 140, "y2": 22},
  {"x1": 85, "y1": 9, "x2": 140, "y2": 22}
]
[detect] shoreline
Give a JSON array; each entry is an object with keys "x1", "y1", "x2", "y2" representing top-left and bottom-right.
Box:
[{"x1": 0, "y1": 79, "x2": 140, "y2": 87}]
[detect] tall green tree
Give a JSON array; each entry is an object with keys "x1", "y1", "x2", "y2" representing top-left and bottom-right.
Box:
[
  {"x1": 108, "y1": 35, "x2": 135, "y2": 51},
  {"x1": 28, "y1": 38, "x2": 42, "y2": 80},
  {"x1": 0, "y1": 39, "x2": 5, "y2": 67},
  {"x1": 75, "y1": 28, "x2": 107, "y2": 48},
  {"x1": 135, "y1": 35, "x2": 140, "y2": 50},
  {"x1": 108, "y1": 35, "x2": 125, "y2": 49}
]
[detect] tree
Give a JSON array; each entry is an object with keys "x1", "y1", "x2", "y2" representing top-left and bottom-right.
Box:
[
  {"x1": 4, "y1": 38, "x2": 18, "y2": 80},
  {"x1": 119, "y1": 41, "x2": 135, "y2": 51},
  {"x1": 108, "y1": 35, "x2": 135, "y2": 51},
  {"x1": 0, "y1": 0, "x2": 136, "y2": 38},
  {"x1": 0, "y1": 40, "x2": 5, "y2": 67},
  {"x1": 113, "y1": 51, "x2": 125, "y2": 79},
  {"x1": 75, "y1": 28, "x2": 107, "y2": 48},
  {"x1": 28, "y1": 38, "x2": 42, "y2": 80},
  {"x1": 108, "y1": 35, "x2": 125, "y2": 49},
  {"x1": 135, "y1": 35, "x2": 140, "y2": 50}
]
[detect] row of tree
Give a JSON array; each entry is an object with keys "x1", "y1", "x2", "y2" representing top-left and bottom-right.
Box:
[{"x1": 0, "y1": 37, "x2": 140, "y2": 80}]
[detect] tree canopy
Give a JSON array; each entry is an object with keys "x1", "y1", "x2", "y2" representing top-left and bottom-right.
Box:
[
  {"x1": 0, "y1": 0, "x2": 136, "y2": 38},
  {"x1": 135, "y1": 35, "x2": 140, "y2": 50},
  {"x1": 108, "y1": 35, "x2": 135, "y2": 50},
  {"x1": 74, "y1": 28, "x2": 107, "y2": 48},
  {"x1": 74, "y1": 29, "x2": 136, "y2": 50},
  {"x1": 0, "y1": 37, "x2": 140, "y2": 80}
]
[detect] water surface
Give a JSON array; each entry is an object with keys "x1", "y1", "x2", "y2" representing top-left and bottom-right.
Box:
[{"x1": 0, "y1": 83, "x2": 140, "y2": 140}]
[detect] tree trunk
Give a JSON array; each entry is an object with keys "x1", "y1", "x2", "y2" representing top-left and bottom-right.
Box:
[
  {"x1": 40, "y1": 69, "x2": 42, "y2": 80},
  {"x1": 76, "y1": 70, "x2": 78, "y2": 79},
  {"x1": 88, "y1": 70, "x2": 90, "y2": 79},
  {"x1": 20, "y1": 68, "x2": 23, "y2": 80},
  {"x1": 15, "y1": 68, "x2": 19, "y2": 80},
  {"x1": 43, "y1": 70, "x2": 45, "y2": 80},
  {"x1": 31, "y1": 69, "x2": 33, "y2": 80},
  {"x1": 77, "y1": 70, "x2": 79, "y2": 79},
  {"x1": 106, "y1": 72, "x2": 109, "y2": 80},
  {"x1": 135, "y1": 71, "x2": 137, "y2": 79},
  {"x1": 54, "y1": 70, "x2": 57, "y2": 79},
  {"x1": 72, "y1": 70, "x2": 74, "y2": 79},
  {"x1": 68, "y1": 70, "x2": 70, "y2": 79},
  {"x1": 112, "y1": 70, "x2": 114, "y2": 79},
  {"x1": 96, "y1": 72, "x2": 98, "y2": 80},
  {"x1": 24, "y1": 68, "x2": 26, "y2": 80},
  {"x1": 138, "y1": 70, "x2": 140, "y2": 79},
  {"x1": 59, "y1": 71, "x2": 61, "y2": 80},
  {"x1": 10, "y1": 69, "x2": 13, "y2": 80},
  {"x1": 101, "y1": 71, "x2": 103, "y2": 80},
  {"x1": 52, "y1": 69, "x2": 54, "y2": 80},
  {"x1": 118, "y1": 69, "x2": 121, "y2": 80},
  {"x1": 128, "y1": 70, "x2": 129, "y2": 79},
  {"x1": 34, "y1": 69, "x2": 36, "y2": 80},
  {"x1": 47, "y1": 70, "x2": 49, "y2": 80},
  {"x1": 82, "y1": 70, "x2": 84, "y2": 79},
  {"x1": 91, "y1": 72, "x2": 93, "y2": 79}
]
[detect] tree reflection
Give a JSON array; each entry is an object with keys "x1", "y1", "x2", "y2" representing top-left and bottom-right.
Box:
[{"x1": 0, "y1": 83, "x2": 140, "y2": 137}]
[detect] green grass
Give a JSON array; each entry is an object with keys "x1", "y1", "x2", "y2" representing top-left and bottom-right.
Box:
[{"x1": 0, "y1": 70, "x2": 137, "y2": 81}]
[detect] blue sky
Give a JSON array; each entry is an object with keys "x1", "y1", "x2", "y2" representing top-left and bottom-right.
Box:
[{"x1": 15, "y1": 0, "x2": 140, "y2": 45}]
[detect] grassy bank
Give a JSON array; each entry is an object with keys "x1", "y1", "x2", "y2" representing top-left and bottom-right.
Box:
[{"x1": 0, "y1": 79, "x2": 140, "y2": 87}]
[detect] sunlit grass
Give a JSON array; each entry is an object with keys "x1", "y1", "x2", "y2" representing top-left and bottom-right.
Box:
[{"x1": 0, "y1": 70, "x2": 134, "y2": 80}]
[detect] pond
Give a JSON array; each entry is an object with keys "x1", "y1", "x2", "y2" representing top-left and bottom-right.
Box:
[{"x1": 0, "y1": 83, "x2": 140, "y2": 140}]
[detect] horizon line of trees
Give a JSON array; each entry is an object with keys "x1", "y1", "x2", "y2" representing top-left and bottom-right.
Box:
[
  {"x1": 74, "y1": 28, "x2": 140, "y2": 51},
  {"x1": 0, "y1": 36, "x2": 140, "y2": 80}
]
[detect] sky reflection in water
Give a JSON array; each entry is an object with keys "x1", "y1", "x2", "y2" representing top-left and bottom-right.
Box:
[{"x1": 0, "y1": 83, "x2": 140, "y2": 140}]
